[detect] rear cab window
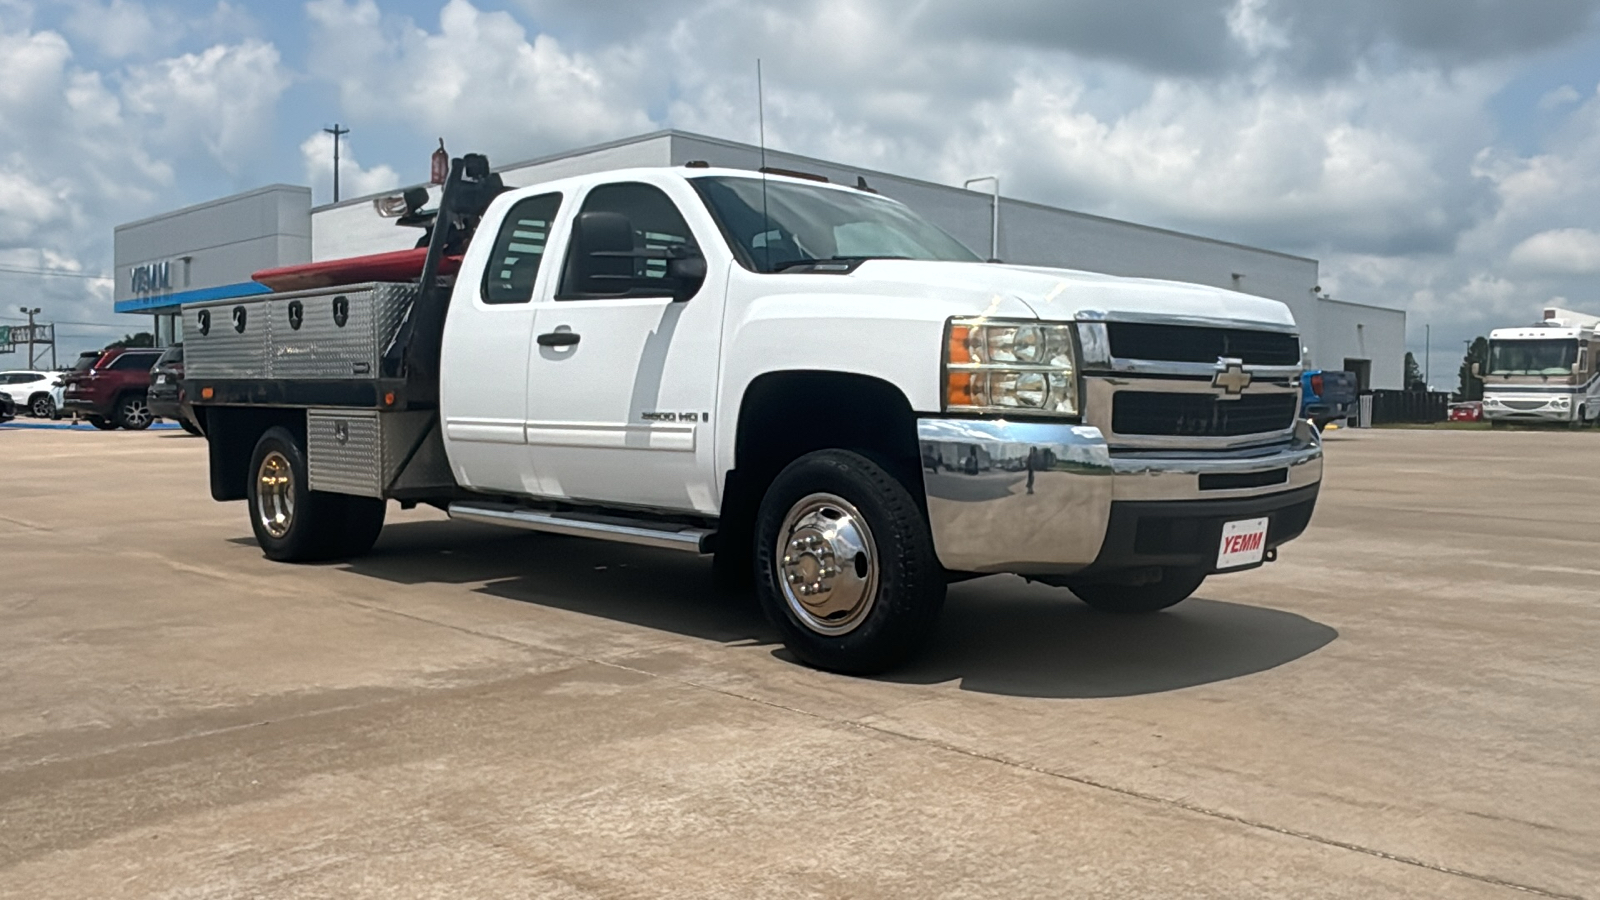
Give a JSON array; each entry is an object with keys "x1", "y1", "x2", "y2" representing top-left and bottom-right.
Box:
[{"x1": 481, "y1": 193, "x2": 563, "y2": 305}]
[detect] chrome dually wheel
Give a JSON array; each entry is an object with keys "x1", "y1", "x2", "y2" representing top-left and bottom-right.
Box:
[
  {"x1": 256, "y1": 450, "x2": 295, "y2": 539},
  {"x1": 754, "y1": 449, "x2": 946, "y2": 675},
  {"x1": 777, "y1": 493, "x2": 880, "y2": 636}
]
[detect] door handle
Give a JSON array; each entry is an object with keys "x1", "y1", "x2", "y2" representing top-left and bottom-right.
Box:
[{"x1": 537, "y1": 331, "x2": 580, "y2": 347}]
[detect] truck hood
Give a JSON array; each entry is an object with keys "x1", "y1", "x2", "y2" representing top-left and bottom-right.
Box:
[{"x1": 851, "y1": 260, "x2": 1298, "y2": 331}]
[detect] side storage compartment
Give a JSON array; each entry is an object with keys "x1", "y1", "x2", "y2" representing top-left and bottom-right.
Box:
[
  {"x1": 306, "y1": 408, "x2": 441, "y2": 498},
  {"x1": 184, "y1": 283, "x2": 418, "y2": 382}
]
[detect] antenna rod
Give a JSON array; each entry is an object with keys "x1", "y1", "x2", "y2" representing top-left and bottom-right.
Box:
[{"x1": 757, "y1": 59, "x2": 771, "y2": 272}]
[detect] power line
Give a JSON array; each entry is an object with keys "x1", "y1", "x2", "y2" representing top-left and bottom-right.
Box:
[
  {"x1": 0, "y1": 264, "x2": 113, "y2": 281},
  {"x1": 0, "y1": 314, "x2": 125, "y2": 328}
]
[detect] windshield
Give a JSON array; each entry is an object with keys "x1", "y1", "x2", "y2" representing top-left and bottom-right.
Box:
[
  {"x1": 1488, "y1": 339, "x2": 1578, "y2": 375},
  {"x1": 691, "y1": 176, "x2": 980, "y2": 273}
]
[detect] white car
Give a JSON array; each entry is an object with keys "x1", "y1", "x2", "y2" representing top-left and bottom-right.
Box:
[{"x1": 0, "y1": 370, "x2": 67, "y2": 419}]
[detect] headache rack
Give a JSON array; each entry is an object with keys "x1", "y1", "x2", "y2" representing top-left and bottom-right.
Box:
[{"x1": 184, "y1": 152, "x2": 505, "y2": 411}]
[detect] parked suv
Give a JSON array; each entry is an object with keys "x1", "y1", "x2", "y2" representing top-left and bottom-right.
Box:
[
  {"x1": 61, "y1": 347, "x2": 164, "y2": 430},
  {"x1": 148, "y1": 344, "x2": 201, "y2": 435},
  {"x1": 0, "y1": 370, "x2": 65, "y2": 419}
]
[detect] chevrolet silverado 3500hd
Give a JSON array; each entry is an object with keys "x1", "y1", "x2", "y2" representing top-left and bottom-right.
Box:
[{"x1": 184, "y1": 153, "x2": 1322, "y2": 674}]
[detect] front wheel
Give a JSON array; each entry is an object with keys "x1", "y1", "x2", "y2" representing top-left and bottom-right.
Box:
[
  {"x1": 247, "y1": 426, "x2": 386, "y2": 562},
  {"x1": 1068, "y1": 567, "x2": 1207, "y2": 614},
  {"x1": 754, "y1": 450, "x2": 945, "y2": 675},
  {"x1": 179, "y1": 417, "x2": 204, "y2": 437}
]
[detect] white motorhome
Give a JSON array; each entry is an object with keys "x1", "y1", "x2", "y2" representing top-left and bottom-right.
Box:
[{"x1": 1482, "y1": 308, "x2": 1600, "y2": 427}]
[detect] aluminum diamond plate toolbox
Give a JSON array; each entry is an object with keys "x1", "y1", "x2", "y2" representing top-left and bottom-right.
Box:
[
  {"x1": 306, "y1": 408, "x2": 435, "y2": 497},
  {"x1": 184, "y1": 283, "x2": 418, "y2": 382}
]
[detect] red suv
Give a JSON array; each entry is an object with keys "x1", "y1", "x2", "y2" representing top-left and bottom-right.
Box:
[{"x1": 61, "y1": 347, "x2": 165, "y2": 430}]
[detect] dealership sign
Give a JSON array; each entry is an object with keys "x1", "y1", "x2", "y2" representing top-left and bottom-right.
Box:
[{"x1": 131, "y1": 261, "x2": 171, "y2": 294}]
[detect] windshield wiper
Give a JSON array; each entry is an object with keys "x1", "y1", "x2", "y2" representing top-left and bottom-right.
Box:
[{"x1": 768, "y1": 255, "x2": 910, "y2": 272}]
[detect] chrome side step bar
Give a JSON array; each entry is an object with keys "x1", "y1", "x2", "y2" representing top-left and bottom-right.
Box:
[{"x1": 447, "y1": 502, "x2": 715, "y2": 554}]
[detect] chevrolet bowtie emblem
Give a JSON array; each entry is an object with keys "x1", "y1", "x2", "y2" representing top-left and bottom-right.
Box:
[{"x1": 1212, "y1": 359, "x2": 1252, "y2": 395}]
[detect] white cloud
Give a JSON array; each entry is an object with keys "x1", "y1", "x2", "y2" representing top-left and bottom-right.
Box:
[
  {"x1": 1538, "y1": 84, "x2": 1582, "y2": 111},
  {"x1": 1509, "y1": 228, "x2": 1600, "y2": 273},
  {"x1": 121, "y1": 39, "x2": 289, "y2": 173},
  {"x1": 304, "y1": 0, "x2": 654, "y2": 162},
  {"x1": 299, "y1": 131, "x2": 400, "y2": 204},
  {"x1": 63, "y1": 0, "x2": 164, "y2": 59}
]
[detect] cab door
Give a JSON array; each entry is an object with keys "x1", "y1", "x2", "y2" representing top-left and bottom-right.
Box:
[
  {"x1": 523, "y1": 178, "x2": 726, "y2": 514},
  {"x1": 439, "y1": 191, "x2": 565, "y2": 495}
]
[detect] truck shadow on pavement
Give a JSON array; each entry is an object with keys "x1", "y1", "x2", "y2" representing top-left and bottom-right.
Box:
[
  {"x1": 343, "y1": 520, "x2": 1337, "y2": 700},
  {"x1": 887, "y1": 577, "x2": 1338, "y2": 698}
]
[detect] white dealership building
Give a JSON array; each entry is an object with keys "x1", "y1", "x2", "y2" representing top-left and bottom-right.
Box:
[{"x1": 113, "y1": 129, "x2": 1405, "y2": 388}]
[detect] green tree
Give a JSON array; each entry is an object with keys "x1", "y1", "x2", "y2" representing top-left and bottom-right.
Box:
[
  {"x1": 1457, "y1": 336, "x2": 1489, "y2": 400},
  {"x1": 1403, "y1": 351, "x2": 1425, "y2": 391},
  {"x1": 106, "y1": 331, "x2": 156, "y2": 349}
]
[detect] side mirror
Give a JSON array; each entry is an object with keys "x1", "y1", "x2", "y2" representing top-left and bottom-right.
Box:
[
  {"x1": 572, "y1": 211, "x2": 636, "y2": 295},
  {"x1": 667, "y1": 253, "x2": 707, "y2": 302}
]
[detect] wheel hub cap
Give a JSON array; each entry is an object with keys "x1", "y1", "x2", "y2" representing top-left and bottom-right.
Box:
[
  {"x1": 257, "y1": 451, "x2": 294, "y2": 539},
  {"x1": 777, "y1": 493, "x2": 878, "y2": 635}
]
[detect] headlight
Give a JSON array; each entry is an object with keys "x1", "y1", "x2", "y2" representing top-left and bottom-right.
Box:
[{"x1": 944, "y1": 318, "x2": 1078, "y2": 416}]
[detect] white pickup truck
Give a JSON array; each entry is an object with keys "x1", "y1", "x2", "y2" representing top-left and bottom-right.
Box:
[{"x1": 185, "y1": 153, "x2": 1322, "y2": 674}]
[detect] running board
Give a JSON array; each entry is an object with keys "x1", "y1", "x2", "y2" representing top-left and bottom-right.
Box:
[{"x1": 447, "y1": 502, "x2": 715, "y2": 554}]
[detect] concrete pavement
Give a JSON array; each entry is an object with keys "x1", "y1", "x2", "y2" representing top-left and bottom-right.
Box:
[{"x1": 0, "y1": 426, "x2": 1595, "y2": 898}]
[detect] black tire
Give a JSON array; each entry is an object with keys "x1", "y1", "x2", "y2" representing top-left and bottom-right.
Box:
[
  {"x1": 179, "y1": 417, "x2": 204, "y2": 437},
  {"x1": 29, "y1": 394, "x2": 55, "y2": 419},
  {"x1": 114, "y1": 393, "x2": 154, "y2": 430},
  {"x1": 1069, "y1": 567, "x2": 1207, "y2": 614},
  {"x1": 754, "y1": 449, "x2": 945, "y2": 675},
  {"x1": 247, "y1": 426, "x2": 386, "y2": 562},
  {"x1": 87, "y1": 415, "x2": 118, "y2": 431}
]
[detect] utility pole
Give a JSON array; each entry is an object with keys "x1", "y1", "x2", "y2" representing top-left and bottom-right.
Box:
[
  {"x1": 18, "y1": 306, "x2": 39, "y2": 368},
  {"x1": 324, "y1": 123, "x2": 350, "y2": 203},
  {"x1": 1424, "y1": 323, "x2": 1430, "y2": 388}
]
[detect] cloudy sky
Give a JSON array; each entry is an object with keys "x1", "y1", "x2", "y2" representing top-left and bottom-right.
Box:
[{"x1": 4, "y1": 0, "x2": 1600, "y2": 380}]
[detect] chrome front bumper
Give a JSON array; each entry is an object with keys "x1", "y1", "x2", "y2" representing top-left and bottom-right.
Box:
[{"x1": 917, "y1": 418, "x2": 1323, "y2": 575}]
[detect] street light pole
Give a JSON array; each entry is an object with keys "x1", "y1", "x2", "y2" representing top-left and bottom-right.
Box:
[
  {"x1": 19, "y1": 306, "x2": 39, "y2": 368},
  {"x1": 1425, "y1": 323, "x2": 1430, "y2": 387},
  {"x1": 324, "y1": 123, "x2": 350, "y2": 203},
  {"x1": 963, "y1": 175, "x2": 1000, "y2": 260}
]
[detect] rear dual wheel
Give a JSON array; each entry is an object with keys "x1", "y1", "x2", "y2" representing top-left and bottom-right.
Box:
[{"x1": 247, "y1": 427, "x2": 385, "y2": 562}]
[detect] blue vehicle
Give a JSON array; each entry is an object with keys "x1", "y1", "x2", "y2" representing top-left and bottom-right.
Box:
[{"x1": 1301, "y1": 369, "x2": 1358, "y2": 428}]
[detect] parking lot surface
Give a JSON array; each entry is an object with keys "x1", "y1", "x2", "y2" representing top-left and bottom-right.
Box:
[{"x1": 1, "y1": 427, "x2": 1596, "y2": 899}]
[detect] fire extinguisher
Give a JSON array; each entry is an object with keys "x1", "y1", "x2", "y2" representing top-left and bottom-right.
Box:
[{"x1": 430, "y1": 139, "x2": 448, "y2": 185}]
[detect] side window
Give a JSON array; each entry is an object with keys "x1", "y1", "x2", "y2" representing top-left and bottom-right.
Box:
[
  {"x1": 481, "y1": 193, "x2": 563, "y2": 305},
  {"x1": 558, "y1": 182, "x2": 696, "y2": 300},
  {"x1": 112, "y1": 353, "x2": 157, "y2": 371}
]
